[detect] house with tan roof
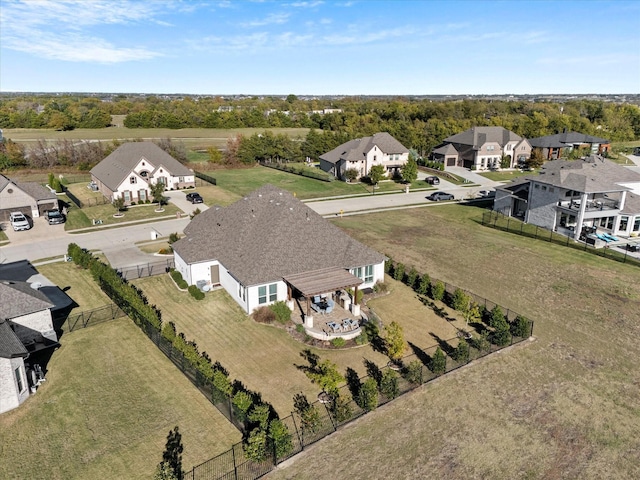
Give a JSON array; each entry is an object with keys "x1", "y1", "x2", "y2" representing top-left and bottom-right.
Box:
[
  {"x1": 172, "y1": 184, "x2": 386, "y2": 316},
  {"x1": 90, "y1": 142, "x2": 194, "y2": 205},
  {"x1": 494, "y1": 155, "x2": 640, "y2": 241},
  {"x1": 319, "y1": 132, "x2": 409, "y2": 180},
  {"x1": 0, "y1": 174, "x2": 58, "y2": 222},
  {"x1": 431, "y1": 126, "x2": 531, "y2": 171}
]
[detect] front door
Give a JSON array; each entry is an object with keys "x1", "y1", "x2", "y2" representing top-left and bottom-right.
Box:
[{"x1": 210, "y1": 264, "x2": 220, "y2": 285}]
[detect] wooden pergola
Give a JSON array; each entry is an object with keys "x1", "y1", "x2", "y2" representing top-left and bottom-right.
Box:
[{"x1": 283, "y1": 266, "x2": 363, "y2": 316}]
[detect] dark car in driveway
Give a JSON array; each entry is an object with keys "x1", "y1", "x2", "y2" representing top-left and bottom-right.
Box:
[
  {"x1": 45, "y1": 209, "x2": 66, "y2": 225},
  {"x1": 425, "y1": 176, "x2": 440, "y2": 185},
  {"x1": 185, "y1": 192, "x2": 204, "y2": 204},
  {"x1": 427, "y1": 191, "x2": 455, "y2": 201}
]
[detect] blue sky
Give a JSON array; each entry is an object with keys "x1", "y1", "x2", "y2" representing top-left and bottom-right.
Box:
[{"x1": 1, "y1": 0, "x2": 638, "y2": 95}]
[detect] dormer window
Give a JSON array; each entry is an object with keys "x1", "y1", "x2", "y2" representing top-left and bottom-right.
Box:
[{"x1": 139, "y1": 171, "x2": 148, "y2": 178}]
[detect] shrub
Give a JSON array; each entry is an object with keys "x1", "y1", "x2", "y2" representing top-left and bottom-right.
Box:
[
  {"x1": 158, "y1": 248, "x2": 172, "y2": 255},
  {"x1": 295, "y1": 323, "x2": 305, "y2": 334},
  {"x1": 373, "y1": 281, "x2": 388, "y2": 294},
  {"x1": 169, "y1": 270, "x2": 188, "y2": 289},
  {"x1": 393, "y1": 262, "x2": 405, "y2": 282},
  {"x1": 355, "y1": 332, "x2": 368, "y2": 345},
  {"x1": 243, "y1": 429, "x2": 267, "y2": 462},
  {"x1": 161, "y1": 321, "x2": 177, "y2": 343},
  {"x1": 232, "y1": 391, "x2": 254, "y2": 422},
  {"x1": 269, "y1": 301, "x2": 291, "y2": 324},
  {"x1": 168, "y1": 232, "x2": 180, "y2": 244},
  {"x1": 511, "y1": 315, "x2": 530, "y2": 338},
  {"x1": 430, "y1": 347, "x2": 446, "y2": 375},
  {"x1": 188, "y1": 285, "x2": 205, "y2": 300},
  {"x1": 406, "y1": 267, "x2": 418, "y2": 289},
  {"x1": 384, "y1": 257, "x2": 393, "y2": 274},
  {"x1": 403, "y1": 359, "x2": 423, "y2": 385},
  {"x1": 293, "y1": 393, "x2": 321, "y2": 435},
  {"x1": 331, "y1": 337, "x2": 346, "y2": 348},
  {"x1": 430, "y1": 280, "x2": 445, "y2": 301},
  {"x1": 253, "y1": 306, "x2": 276, "y2": 324},
  {"x1": 358, "y1": 378, "x2": 379, "y2": 411},
  {"x1": 471, "y1": 332, "x2": 491, "y2": 352},
  {"x1": 492, "y1": 320, "x2": 512, "y2": 347},
  {"x1": 379, "y1": 369, "x2": 400, "y2": 399},
  {"x1": 452, "y1": 339, "x2": 470, "y2": 363},
  {"x1": 417, "y1": 273, "x2": 430, "y2": 295},
  {"x1": 384, "y1": 321, "x2": 406, "y2": 362},
  {"x1": 130, "y1": 201, "x2": 136, "y2": 206},
  {"x1": 451, "y1": 288, "x2": 470, "y2": 312},
  {"x1": 329, "y1": 394, "x2": 353, "y2": 424},
  {"x1": 268, "y1": 419, "x2": 293, "y2": 459},
  {"x1": 346, "y1": 288, "x2": 363, "y2": 305}
]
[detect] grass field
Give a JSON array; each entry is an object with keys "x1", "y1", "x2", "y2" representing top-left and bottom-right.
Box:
[
  {"x1": 132, "y1": 275, "x2": 461, "y2": 415},
  {"x1": 478, "y1": 169, "x2": 538, "y2": 181},
  {"x1": 3, "y1": 127, "x2": 310, "y2": 150},
  {"x1": 266, "y1": 204, "x2": 640, "y2": 480},
  {"x1": 0, "y1": 262, "x2": 242, "y2": 479}
]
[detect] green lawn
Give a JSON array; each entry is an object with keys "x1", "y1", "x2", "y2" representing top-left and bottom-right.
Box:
[
  {"x1": 0, "y1": 319, "x2": 242, "y2": 480},
  {"x1": 65, "y1": 202, "x2": 182, "y2": 230},
  {"x1": 132, "y1": 275, "x2": 458, "y2": 415},
  {"x1": 267, "y1": 204, "x2": 640, "y2": 479},
  {"x1": 478, "y1": 169, "x2": 538, "y2": 181}
]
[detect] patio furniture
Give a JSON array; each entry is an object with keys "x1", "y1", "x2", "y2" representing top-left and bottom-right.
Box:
[
  {"x1": 313, "y1": 295, "x2": 321, "y2": 304},
  {"x1": 327, "y1": 321, "x2": 341, "y2": 333},
  {"x1": 325, "y1": 299, "x2": 334, "y2": 314}
]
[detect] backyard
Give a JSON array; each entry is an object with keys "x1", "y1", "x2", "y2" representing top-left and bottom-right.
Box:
[
  {"x1": 0, "y1": 260, "x2": 242, "y2": 480},
  {"x1": 265, "y1": 204, "x2": 640, "y2": 479}
]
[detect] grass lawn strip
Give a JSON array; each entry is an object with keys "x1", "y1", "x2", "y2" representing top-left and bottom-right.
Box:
[
  {"x1": 0, "y1": 318, "x2": 241, "y2": 480},
  {"x1": 264, "y1": 204, "x2": 640, "y2": 479}
]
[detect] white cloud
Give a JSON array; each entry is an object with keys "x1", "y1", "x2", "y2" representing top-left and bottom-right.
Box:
[
  {"x1": 241, "y1": 13, "x2": 290, "y2": 27},
  {"x1": 0, "y1": 0, "x2": 172, "y2": 62},
  {"x1": 287, "y1": 1, "x2": 324, "y2": 7}
]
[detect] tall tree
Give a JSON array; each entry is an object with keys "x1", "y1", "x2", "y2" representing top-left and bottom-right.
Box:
[
  {"x1": 159, "y1": 426, "x2": 184, "y2": 480},
  {"x1": 400, "y1": 154, "x2": 418, "y2": 183},
  {"x1": 368, "y1": 164, "x2": 386, "y2": 187}
]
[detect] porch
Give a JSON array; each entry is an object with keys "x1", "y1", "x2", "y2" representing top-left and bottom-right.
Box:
[{"x1": 292, "y1": 294, "x2": 363, "y2": 341}]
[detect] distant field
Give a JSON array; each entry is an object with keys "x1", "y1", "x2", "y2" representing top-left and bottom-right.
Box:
[
  {"x1": 267, "y1": 204, "x2": 640, "y2": 479},
  {"x1": 2, "y1": 127, "x2": 310, "y2": 150}
]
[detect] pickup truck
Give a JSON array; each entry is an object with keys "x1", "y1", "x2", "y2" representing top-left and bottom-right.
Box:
[{"x1": 45, "y1": 209, "x2": 66, "y2": 225}]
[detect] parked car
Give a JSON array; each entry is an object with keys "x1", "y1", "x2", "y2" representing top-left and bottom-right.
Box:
[
  {"x1": 425, "y1": 176, "x2": 440, "y2": 185},
  {"x1": 478, "y1": 190, "x2": 496, "y2": 198},
  {"x1": 45, "y1": 209, "x2": 66, "y2": 225},
  {"x1": 185, "y1": 192, "x2": 203, "y2": 204},
  {"x1": 427, "y1": 191, "x2": 455, "y2": 201},
  {"x1": 626, "y1": 242, "x2": 639, "y2": 252},
  {"x1": 9, "y1": 211, "x2": 31, "y2": 231}
]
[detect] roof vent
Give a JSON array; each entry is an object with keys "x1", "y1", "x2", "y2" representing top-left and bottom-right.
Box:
[{"x1": 30, "y1": 282, "x2": 42, "y2": 290}]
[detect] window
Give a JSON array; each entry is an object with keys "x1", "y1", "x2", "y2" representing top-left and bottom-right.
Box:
[
  {"x1": 607, "y1": 217, "x2": 614, "y2": 230},
  {"x1": 239, "y1": 283, "x2": 246, "y2": 301},
  {"x1": 130, "y1": 176, "x2": 137, "y2": 184},
  {"x1": 549, "y1": 187, "x2": 555, "y2": 193},
  {"x1": 15, "y1": 366, "x2": 24, "y2": 393},
  {"x1": 619, "y1": 216, "x2": 629, "y2": 231},
  {"x1": 364, "y1": 265, "x2": 374, "y2": 283},
  {"x1": 123, "y1": 191, "x2": 131, "y2": 203},
  {"x1": 139, "y1": 189, "x2": 146, "y2": 201},
  {"x1": 140, "y1": 171, "x2": 148, "y2": 178},
  {"x1": 373, "y1": 155, "x2": 377, "y2": 161},
  {"x1": 542, "y1": 186, "x2": 547, "y2": 191},
  {"x1": 507, "y1": 144, "x2": 512, "y2": 151},
  {"x1": 534, "y1": 184, "x2": 540, "y2": 189},
  {"x1": 633, "y1": 217, "x2": 640, "y2": 232},
  {"x1": 178, "y1": 176, "x2": 184, "y2": 183},
  {"x1": 258, "y1": 283, "x2": 277, "y2": 304},
  {"x1": 352, "y1": 267, "x2": 362, "y2": 279},
  {"x1": 487, "y1": 145, "x2": 494, "y2": 151}
]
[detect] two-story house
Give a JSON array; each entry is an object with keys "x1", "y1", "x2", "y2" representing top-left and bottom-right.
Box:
[
  {"x1": 431, "y1": 126, "x2": 531, "y2": 171},
  {"x1": 319, "y1": 132, "x2": 409, "y2": 181},
  {"x1": 90, "y1": 142, "x2": 195, "y2": 205},
  {"x1": 494, "y1": 155, "x2": 640, "y2": 241}
]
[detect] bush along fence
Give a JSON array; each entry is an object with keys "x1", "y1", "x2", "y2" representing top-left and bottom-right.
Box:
[
  {"x1": 259, "y1": 160, "x2": 333, "y2": 182},
  {"x1": 65, "y1": 243, "x2": 290, "y2": 478},
  {"x1": 481, "y1": 210, "x2": 640, "y2": 268},
  {"x1": 194, "y1": 170, "x2": 217, "y2": 186}
]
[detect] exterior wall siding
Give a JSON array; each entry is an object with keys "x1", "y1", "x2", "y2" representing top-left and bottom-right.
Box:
[
  {"x1": 526, "y1": 183, "x2": 561, "y2": 230},
  {"x1": 0, "y1": 357, "x2": 29, "y2": 414},
  {"x1": 10, "y1": 310, "x2": 56, "y2": 344}
]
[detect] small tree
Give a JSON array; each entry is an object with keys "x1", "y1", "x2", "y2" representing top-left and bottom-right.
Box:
[
  {"x1": 430, "y1": 347, "x2": 446, "y2": 375},
  {"x1": 207, "y1": 146, "x2": 223, "y2": 164},
  {"x1": 500, "y1": 154, "x2": 511, "y2": 169},
  {"x1": 159, "y1": 426, "x2": 184, "y2": 480},
  {"x1": 430, "y1": 281, "x2": 445, "y2": 301},
  {"x1": 526, "y1": 149, "x2": 545, "y2": 169},
  {"x1": 384, "y1": 321, "x2": 406, "y2": 364},
  {"x1": 403, "y1": 359, "x2": 423, "y2": 385},
  {"x1": 268, "y1": 419, "x2": 293, "y2": 459},
  {"x1": 492, "y1": 317, "x2": 512, "y2": 347},
  {"x1": 368, "y1": 164, "x2": 386, "y2": 187},
  {"x1": 393, "y1": 262, "x2": 405, "y2": 282},
  {"x1": 417, "y1": 273, "x2": 430, "y2": 295},
  {"x1": 168, "y1": 232, "x2": 180, "y2": 244},
  {"x1": 293, "y1": 393, "x2": 321, "y2": 435},
  {"x1": 463, "y1": 301, "x2": 481, "y2": 325},
  {"x1": 151, "y1": 181, "x2": 165, "y2": 206},
  {"x1": 344, "y1": 168, "x2": 359, "y2": 182},
  {"x1": 243, "y1": 428, "x2": 268, "y2": 462},
  {"x1": 511, "y1": 315, "x2": 530, "y2": 338},
  {"x1": 451, "y1": 288, "x2": 470, "y2": 312},
  {"x1": 400, "y1": 155, "x2": 418, "y2": 183},
  {"x1": 112, "y1": 196, "x2": 125, "y2": 213},
  {"x1": 379, "y1": 369, "x2": 400, "y2": 399},
  {"x1": 489, "y1": 306, "x2": 505, "y2": 329},
  {"x1": 232, "y1": 391, "x2": 254, "y2": 422},
  {"x1": 359, "y1": 378, "x2": 379, "y2": 411},
  {"x1": 452, "y1": 339, "x2": 470, "y2": 363},
  {"x1": 406, "y1": 267, "x2": 418, "y2": 289},
  {"x1": 329, "y1": 394, "x2": 353, "y2": 423}
]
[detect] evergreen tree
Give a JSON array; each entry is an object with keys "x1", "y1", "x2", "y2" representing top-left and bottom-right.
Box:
[{"x1": 159, "y1": 426, "x2": 184, "y2": 480}]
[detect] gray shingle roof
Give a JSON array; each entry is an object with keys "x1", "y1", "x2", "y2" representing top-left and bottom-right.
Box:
[
  {"x1": 432, "y1": 144, "x2": 458, "y2": 156},
  {"x1": 0, "y1": 175, "x2": 55, "y2": 202},
  {"x1": 532, "y1": 155, "x2": 640, "y2": 193},
  {"x1": 173, "y1": 184, "x2": 385, "y2": 286},
  {"x1": 443, "y1": 126, "x2": 522, "y2": 149},
  {"x1": 320, "y1": 132, "x2": 408, "y2": 165},
  {"x1": 0, "y1": 281, "x2": 54, "y2": 321},
  {"x1": 0, "y1": 321, "x2": 28, "y2": 359},
  {"x1": 90, "y1": 142, "x2": 192, "y2": 191},
  {"x1": 0, "y1": 174, "x2": 10, "y2": 191},
  {"x1": 529, "y1": 131, "x2": 610, "y2": 149}
]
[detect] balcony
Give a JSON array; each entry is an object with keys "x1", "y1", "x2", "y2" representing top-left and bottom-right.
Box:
[{"x1": 558, "y1": 199, "x2": 619, "y2": 212}]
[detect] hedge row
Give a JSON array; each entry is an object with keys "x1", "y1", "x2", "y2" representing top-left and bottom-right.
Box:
[{"x1": 66, "y1": 243, "x2": 292, "y2": 456}]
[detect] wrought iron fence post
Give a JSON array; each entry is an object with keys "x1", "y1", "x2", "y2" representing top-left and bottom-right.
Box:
[
  {"x1": 290, "y1": 413, "x2": 303, "y2": 451},
  {"x1": 231, "y1": 445, "x2": 239, "y2": 480}
]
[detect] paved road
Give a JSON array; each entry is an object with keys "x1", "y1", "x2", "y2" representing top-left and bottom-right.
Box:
[{"x1": 0, "y1": 172, "x2": 491, "y2": 267}]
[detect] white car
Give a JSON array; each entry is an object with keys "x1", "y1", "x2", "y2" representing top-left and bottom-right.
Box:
[{"x1": 9, "y1": 211, "x2": 31, "y2": 231}]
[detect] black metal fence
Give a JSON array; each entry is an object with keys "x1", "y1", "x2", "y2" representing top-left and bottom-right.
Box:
[
  {"x1": 481, "y1": 210, "x2": 640, "y2": 268},
  {"x1": 195, "y1": 170, "x2": 217, "y2": 186},
  {"x1": 116, "y1": 258, "x2": 175, "y2": 281},
  {"x1": 57, "y1": 303, "x2": 126, "y2": 332}
]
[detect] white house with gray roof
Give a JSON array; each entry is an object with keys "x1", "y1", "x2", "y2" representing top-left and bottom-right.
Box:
[
  {"x1": 319, "y1": 132, "x2": 409, "y2": 180},
  {"x1": 432, "y1": 126, "x2": 531, "y2": 170},
  {"x1": 494, "y1": 155, "x2": 640, "y2": 241},
  {"x1": 90, "y1": 142, "x2": 194, "y2": 205},
  {"x1": 172, "y1": 184, "x2": 386, "y2": 314},
  {"x1": 0, "y1": 279, "x2": 58, "y2": 414}
]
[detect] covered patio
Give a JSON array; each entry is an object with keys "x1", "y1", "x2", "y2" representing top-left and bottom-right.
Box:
[{"x1": 284, "y1": 266, "x2": 364, "y2": 340}]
